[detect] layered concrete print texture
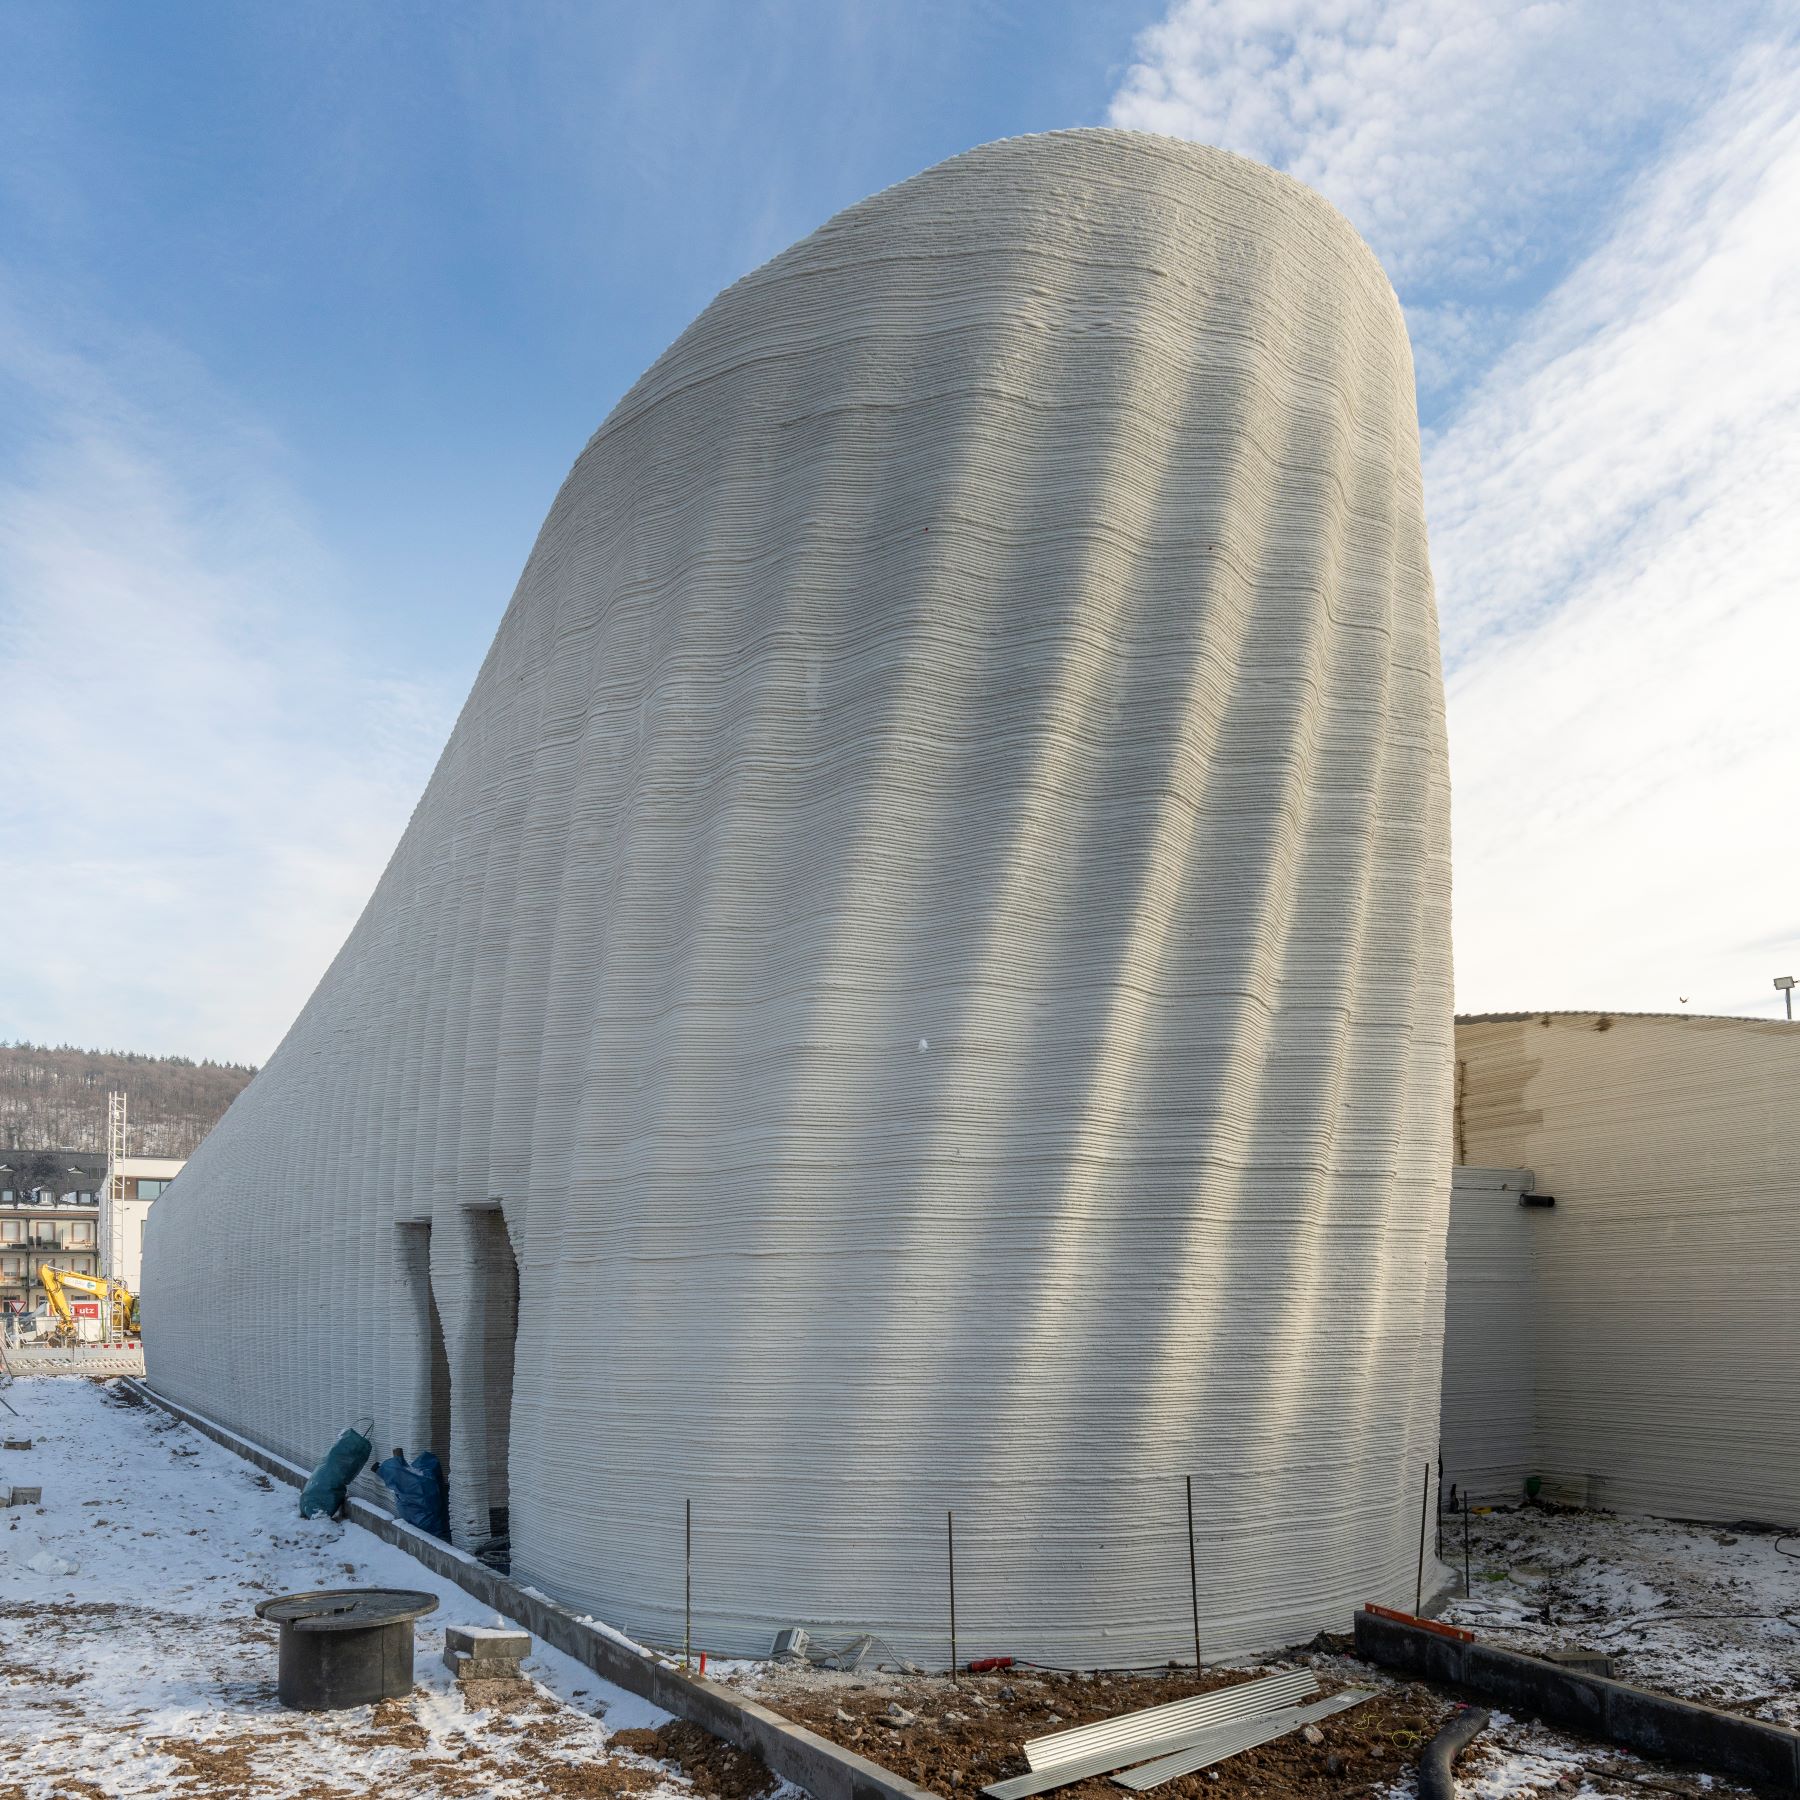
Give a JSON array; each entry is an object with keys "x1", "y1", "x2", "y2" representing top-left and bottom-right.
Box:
[
  {"x1": 1448, "y1": 1014, "x2": 1800, "y2": 1525},
  {"x1": 144, "y1": 131, "x2": 1454, "y2": 1666},
  {"x1": 1439, "y1": 1166, "x2": 1542, "y2": 1504}
]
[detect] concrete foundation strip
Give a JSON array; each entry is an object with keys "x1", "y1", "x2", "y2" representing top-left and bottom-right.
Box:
[
  {"x1": 1110, "y1": 1689, "x2": 1376, "y2": 1790},
  {"x1": 122, "y1": 1381, "x2": 942, "y2": 1800},
  {"x1": 1353, "y1": 1606, "x2": 1800, "y2": 1793},
  {"x1": 1022, "y1": 1668, "x2": 1315, "y2": 1768}
]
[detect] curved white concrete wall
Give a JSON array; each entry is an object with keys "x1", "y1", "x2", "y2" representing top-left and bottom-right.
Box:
[
  {"x1": 145, "y1": 129, "x2": 1453, "y2": 1665},
  {"x1": 1455, "y1": 1014, "x2": 1800, "y2": 1526}
]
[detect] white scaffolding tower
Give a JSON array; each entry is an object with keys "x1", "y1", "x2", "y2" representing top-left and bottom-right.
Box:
[{"x1": 103, "y1": 1093, "x2": 128, "y2": 1338}]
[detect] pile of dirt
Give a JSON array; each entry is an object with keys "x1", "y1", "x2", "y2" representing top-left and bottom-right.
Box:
[
  {"x1": 612, "y1": 1719, "x2": 779, "y2": 1800},
  {"x1": 760, "y1": 1664, "x2": 1453, "y2": 1800}
]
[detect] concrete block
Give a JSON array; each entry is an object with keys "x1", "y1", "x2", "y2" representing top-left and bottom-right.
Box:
[
  {"x1": 448, "y1": 1651, "x2": 527, "y2": 1684},
  {"x1": 4, "y1": 1486, "x2": 41, "y2": 1507},
  {"x1": 1354, "y1": 1608, "x2": 1468, "y2": 1687},
  {"x1": 1601, "y1": 1683, "x2": 1800, "y2": 1791},
  {"x1": 1467, "y1": 1643, "x2": 1607, "y2": 1738},
  {"x1": 3, "y1": 1438, "x2": 32, "y2": 1451},
  {"x1": 1542, "y1": 1647, "x2": 1615, "y2": 1678},
  {"x1": 445, "y1": 1625, "x2": 529, "y2": 1662}
]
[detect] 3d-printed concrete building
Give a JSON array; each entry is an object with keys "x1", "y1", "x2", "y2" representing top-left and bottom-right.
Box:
[
  {"x1": 1442, "y1": 1013, "x2": 1800, "y2": 1527},
  {"x1": 145, "y1": 130, "x2": 1453, "y2": 1665}
]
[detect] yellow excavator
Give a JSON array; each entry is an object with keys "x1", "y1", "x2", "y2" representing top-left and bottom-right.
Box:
[{"x1": 38, "y1": 1266, "x2": 140, "y2": 1343}]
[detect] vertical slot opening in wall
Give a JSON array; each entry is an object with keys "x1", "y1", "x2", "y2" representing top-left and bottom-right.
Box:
[
  {"x1": 397, "y1": 1222, "x2": 452, "y2": 1466},
  {"x1": 471, "y1": 1207, "x2": 519, "y2": 1563}
]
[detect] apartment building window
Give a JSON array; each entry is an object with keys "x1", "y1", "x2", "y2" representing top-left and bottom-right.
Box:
[
  {"x1": 0, "y1": 1220, "x2": 20, "y2": 1243},
  {"x1": 0, "y1": 1255, "x2": 22, "y2": 1278},
  {"x1": 137, "y1": 1180, "x2": 169, "y2": 1199}
]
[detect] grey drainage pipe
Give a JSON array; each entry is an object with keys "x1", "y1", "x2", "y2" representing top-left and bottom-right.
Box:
[{"x1": 1418, "y1": 1706, "x2": 1490, "y2": 1800}]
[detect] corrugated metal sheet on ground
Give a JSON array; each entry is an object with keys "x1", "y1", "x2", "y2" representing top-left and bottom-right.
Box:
[
  {"x1": 1110, "y1": 1689, "x2": 1376, "y2": 1789},
  {"x1": 985, "y1": 1670, "x2": 1317, "y2": 1798},
  {"x1": 1024, "y1": 1668, "x2": 1316, "y2": 1768}
]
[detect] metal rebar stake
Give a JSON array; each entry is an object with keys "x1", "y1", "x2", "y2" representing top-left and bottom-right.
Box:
[
  {"x1": 1415, "y1": 1462, "x2": 1430, "y2": 1616},
  {"x1": 947, "y1": 1509, "x2": 958, "y2": 1679},
  {"x1": 1463, "y1": 1492, "x2": 1472, "y2": 1596},
  {"x1": 685, "y1": 1497, "x2": 692, "y2": 1668},
  {"x1": 1435, "y1": 1451, "x2": 1443, "y2": 1560},
  {"x1": 1185, "y1": 1474, "x2": 1202, "y2": 1669}
]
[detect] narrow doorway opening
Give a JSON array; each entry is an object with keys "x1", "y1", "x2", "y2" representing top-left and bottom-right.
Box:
[
  {"x1": 396, "y1": 1221, "x2": 452, "y2": 1464},
  {"x1": 470, "y1": 1207, "x2": 519, "y2": 1571}
]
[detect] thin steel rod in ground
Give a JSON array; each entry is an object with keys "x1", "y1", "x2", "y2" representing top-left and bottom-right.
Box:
[
  {"x1": 1416, "y1": 1461, "x2": 1430, "y2": 1616},
  {"x1": 1186, "y1": 1474, "x2": 1202, "y2": 1668},
  {"x1": 946, "y1": 1510, "x2": 959, "y2": 1678},
  {"x1": 1463, "y1": 1492, "x2": 1472, "y2": 1596}
]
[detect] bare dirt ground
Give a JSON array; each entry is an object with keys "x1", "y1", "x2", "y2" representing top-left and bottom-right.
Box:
[
  {"x1": 742, "y1": 1652, "x2": 1774, "y2": 1799},
  {"x1": 729, "y1": 1609, "x2": 1779, "y2": 1800},
  {"x1": 724, "y1": 1499, "x2": 1800, "y2": 1798},
  {"x1": 743, "y1": 1658, "x2": 1454, "y2": 1800}
]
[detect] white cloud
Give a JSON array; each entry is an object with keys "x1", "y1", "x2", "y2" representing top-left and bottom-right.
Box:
[
  {"x1": 1111, "y1": 9, "x2": 1800, "y2": 1018},
  {"x1": 1435, "y1": 41, "x2": 1800, "y2": 1017},
  {"x1": 0, "y1": 299, "x2": 452, "y2": 1063},
  {"x1": 1108, "y1": 1, "x2": 1771, "y2": 298}
]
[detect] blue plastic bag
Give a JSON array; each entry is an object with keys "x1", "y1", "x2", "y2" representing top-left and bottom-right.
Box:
[
  {"x1": 299, "y1": 1426, "x2": 373, "y2": 1519},
  {"x1": 377, "y1": 1448, "x2": 449, "y2": 1539}
]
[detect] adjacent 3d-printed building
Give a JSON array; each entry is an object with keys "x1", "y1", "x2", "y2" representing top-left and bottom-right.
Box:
[
  {"x1": 145, "y1": 130, "x2": 1453, "y2": 1665},
  {"x1": 1442, "y1": 1013, "x2": 1800, "y2": 1526}
]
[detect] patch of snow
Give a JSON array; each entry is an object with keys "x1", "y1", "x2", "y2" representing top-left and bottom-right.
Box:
[
  {"x1": 0, "y1": 1377, "x2": 677, "y2": 1798},
  {"x1": 1439, "y1": 1503, "x2": 1800, "y2": 1730}
]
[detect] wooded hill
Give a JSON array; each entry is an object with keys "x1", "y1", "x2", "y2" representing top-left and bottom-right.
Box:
[{"x1": 0, "y1": 1043, "x2": 257, "y2": 1158}]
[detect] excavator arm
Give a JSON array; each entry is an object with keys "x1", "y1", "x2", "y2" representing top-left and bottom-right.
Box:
[
  {"x1": 36, "y1": 1266, "x2": 139, "y2": 1340},
  {"x1": 38, "y1": 1265, "x2": 75, "y2": 1332}
]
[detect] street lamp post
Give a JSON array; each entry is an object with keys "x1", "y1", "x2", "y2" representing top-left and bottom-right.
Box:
[{"x1": 1775, "y1": 975, "x2": 1795, "y2": 1021}]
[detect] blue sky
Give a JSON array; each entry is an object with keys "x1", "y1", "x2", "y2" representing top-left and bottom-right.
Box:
[{"x1": 3, "y1": 1, "x2": 1797, "y2": 1062}]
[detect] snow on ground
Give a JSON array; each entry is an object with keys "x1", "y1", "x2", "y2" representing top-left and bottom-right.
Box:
[
  {"x1": 3, "y1": 1380, "x2": 1788, "y2": 1800},
  {"x1": 1439, "y1": 1503, "x2": 1800, "y2": 1730},
  {"x1": 0, "y1": 1376, "x2": 678, "y2": 1799}
]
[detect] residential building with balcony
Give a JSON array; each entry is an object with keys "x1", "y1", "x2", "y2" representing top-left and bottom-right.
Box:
[{"x1": 0, "y1": 1149, "x2": 106, "y2": 1318}]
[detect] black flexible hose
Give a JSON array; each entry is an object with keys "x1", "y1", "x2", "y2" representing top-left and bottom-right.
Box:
[{"x1": 1417, "y1": 1705, "x2": 1490, "y2": 1800}]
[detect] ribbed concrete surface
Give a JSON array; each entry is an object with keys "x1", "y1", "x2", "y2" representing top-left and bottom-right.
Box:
[
  {"x1": 1456, "y1": 1013, "x2": 1800, "y2": 1524},
  {"x1": 144, "y1": 129, "x2": 1453, "y2": 1666},
  {"x1": 1439, "y1": 1166, "x2": 1540, "y2": 1503}
]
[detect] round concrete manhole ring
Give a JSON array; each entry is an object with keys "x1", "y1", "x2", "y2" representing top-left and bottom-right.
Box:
[{"x1": 255, "y1": 1587, "x2": 439, "y2": 1710}]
